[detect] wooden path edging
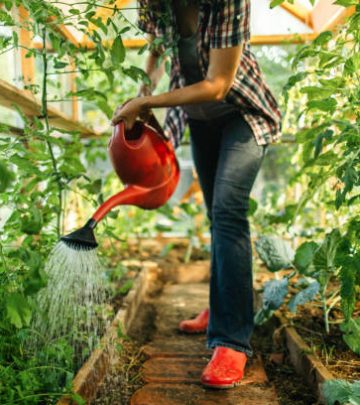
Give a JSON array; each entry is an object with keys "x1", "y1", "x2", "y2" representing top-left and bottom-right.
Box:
[
  {"x1": 57, "y1": 262, "x2": 158, "y2": 405},
  {"x1": 253, "y1": 279, "x2": 334, "y2": 404},
  {"x1": 275, "y1": 312, "x2": 335, "y2": 404}
]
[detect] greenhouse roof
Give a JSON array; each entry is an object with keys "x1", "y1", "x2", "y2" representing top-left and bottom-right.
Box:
[{"x1": 52, "y1": 0, "x2": 352, "y2": 47}]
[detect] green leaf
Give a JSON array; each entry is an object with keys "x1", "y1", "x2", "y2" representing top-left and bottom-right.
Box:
[
  {"x1": 339, "y1": 264, "x2": 357, "y2": 321},
  {"x1": 255, "y1": 236, "x2": 295, "y2": 272},
  {"x1": 111, "y1": 35, "x2": 125, "y2": 66},
  {"x1": 0, "y1": 161, "x2": 14, "y2": 192},
  {"x1": 254, "y1": 307, "x2": 274, "y2": 325},
  {"x1": 313, "y1": 150, "x2": 338, "y2": 166},
  {"x1": 313, "y1": 31, "x2": 332, "y2": 46},
  {"x1": 288, "y1": 281, "x2": 320, "y2": 313},
  {"x1": 247, "y1": 197, "x2": 258, "y2": 216},
  {"x1": 118, "y1": 280, "x2": 133, "y2": 295},
  {"x1": 6, "y1": 293, "x2": 32, "y2": 328},
  {"x1": 20, "y1": 206, "x2": 43, "y2": 235},
  {"x1": 321, "y1": 379, "x2": 360, "y2": 405},
  {"x1": 270, "y1": 0, "x2": 285, "y2": 8},
  {"x1": 294, "y1": 241, "x2": 318, "y2": 274},
  {"x1": 262, "y1": 277, "x2": 289, "y2": 310},
  {"x1": 70, "y1": 393, "x2": 86, "y2": 405},
  {"x1": 307, "y1": 97, "x2": 337, "y2": 113},
  {"x1": 334, "y1": 0, "x2": 358, "y2": 6},
  {"x1": 344, "y1": 53, "x2": 360, "y2": 75},
  {"x1": 53, "y1": 60, "x2": 68, "y2": 69},
  {"x1": 301, "y1": 86, "x2": 335, "y2": 100},
  {"x1": 313, "y1": 229, "x2": 342, "y2": 272},
  {"x1": 340, "y1": 318, "x2": 360, "y2": 355},
  {"x1": 266, "y1": 204, "x2": 297, "y2": 225}
]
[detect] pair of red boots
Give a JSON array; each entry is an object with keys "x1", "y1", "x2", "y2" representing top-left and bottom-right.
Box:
[{"x1": 179, "y1": 309, "x2": 247, "y2": 389}]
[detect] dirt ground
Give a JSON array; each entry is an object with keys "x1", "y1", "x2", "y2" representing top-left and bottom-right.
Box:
[
  {"x1": 289, "y1": 304, "x2": 360, "y2": 381},
  {"x1": 92, "y1": 293, "x2": 318, "y2": 405},
  {"x1": 92, "y1": 237, "x2": 322, "y2": 405}
]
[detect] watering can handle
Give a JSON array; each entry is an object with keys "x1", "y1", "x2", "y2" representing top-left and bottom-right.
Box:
[{"x1": 143, "y1": 111, "x2": 170, "y2": 142}]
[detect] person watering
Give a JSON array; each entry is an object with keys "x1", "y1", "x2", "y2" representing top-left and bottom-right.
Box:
[{"x1": 112, "y1": 0, "x2": 281, "y2": 389}]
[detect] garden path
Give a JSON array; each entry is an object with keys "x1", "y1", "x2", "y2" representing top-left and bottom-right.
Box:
[{"x1": 130, "y1": 283, "x2": 279, "y2": 404}]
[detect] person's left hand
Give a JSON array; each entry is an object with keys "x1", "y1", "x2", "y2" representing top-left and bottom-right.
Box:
[{"x1": 111, "y1": 97, "x2": 149, "y2": 129}]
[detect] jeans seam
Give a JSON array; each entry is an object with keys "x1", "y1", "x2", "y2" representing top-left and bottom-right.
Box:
[{"x1": 207, "y1": 340, "x2": 254, "y2": 357}]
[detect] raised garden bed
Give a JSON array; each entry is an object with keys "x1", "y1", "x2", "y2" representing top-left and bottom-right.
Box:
[
  {"x1": 253, "y1": 265, "x2": 360, "y2": 405},
  {"x1": 57, "y1": 260, "x2": 160, "y2": 405}
]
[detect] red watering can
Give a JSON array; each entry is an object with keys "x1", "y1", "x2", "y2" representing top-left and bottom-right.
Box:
[{"x1": 61, "y1": 114, "x2": 180, "y2": 249}]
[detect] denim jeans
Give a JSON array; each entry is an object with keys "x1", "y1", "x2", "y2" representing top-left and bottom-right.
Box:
[{"x1": 188, "y1": 111, "x2": 268, "y2": 358}]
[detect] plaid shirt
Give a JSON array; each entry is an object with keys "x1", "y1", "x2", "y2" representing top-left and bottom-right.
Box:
[{"x1": 137, "y1": 0, "x2": 282, "y2": 148}]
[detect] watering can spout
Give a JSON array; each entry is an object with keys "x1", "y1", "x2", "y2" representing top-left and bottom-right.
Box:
[
  {"x1": 60, "y1": 219, "x2": 98, "y2": 249},
  {"x1": 61, "y1": 114, "x2": 180, "y2": 250}
]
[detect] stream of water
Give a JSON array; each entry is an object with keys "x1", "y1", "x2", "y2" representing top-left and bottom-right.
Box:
[{"x1": 31, "y1": 241, "x2": 109, "y2": 359}]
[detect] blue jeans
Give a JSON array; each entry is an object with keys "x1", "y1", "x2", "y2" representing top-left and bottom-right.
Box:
[{"x1": 188, "y1": 112, "x2": 268, "y2": 358}]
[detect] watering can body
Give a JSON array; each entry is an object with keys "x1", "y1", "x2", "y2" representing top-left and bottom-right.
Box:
[{"x1": 92, "y1": 116, "x2": 180, "y2": 222}]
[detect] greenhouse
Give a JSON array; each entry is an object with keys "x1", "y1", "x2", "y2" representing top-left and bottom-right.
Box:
[{"x1": 0, "y1": 0, "x2": 359, "y2": 404}]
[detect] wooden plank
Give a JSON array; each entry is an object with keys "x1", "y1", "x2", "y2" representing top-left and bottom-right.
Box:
[
  {"x1": 142, "y1": 355, "x2": 268, "y2": 385},
  {"x1": 275, "y1": 312, "x2": 335, "y2": 403},
  {"x1": 280, "y1": 1, "x2": 312, "y2": 28},
  {"x1": 18, "y1": 6, "x2": 35, "y2": 87},
  {"x1": 79, "y1": 33, "x2": 319, "y2": 50},
  {"x1": 0, "y1": 79, "x2": 100, "y2": 137},
  {"x1": 253, "y1": 277, "x2": 334, "y2": 404},
  {"x1": 57, "y1": 266, "x2": 154, "y2": 405},
  {"x1": 69, "y1": 59, "x2": 79, "y2": 121},
  {"x1": 250, "y1": 33, "x2": 318, "y2": 45},
  {"x1": 131, "y1": 383, "x2": 279, "y2": 405},
  {"x1": 48, "y1": 16, "x2": 81, "y2": 46},
  {"x1": 311, "y1": 0, "x2": 355, "y2": 32}
]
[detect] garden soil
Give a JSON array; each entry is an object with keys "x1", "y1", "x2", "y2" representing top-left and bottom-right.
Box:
[{"x1": 92, "y1": 238, "x2": 320, "y2": 404}]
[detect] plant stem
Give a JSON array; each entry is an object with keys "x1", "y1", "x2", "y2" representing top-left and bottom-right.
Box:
[
  {"x1": 0, "y1": 239, "x2": 7, "y2": 269},
  {"x1": 321, "y1": 288, "x2": 330, "y2": 334},
  {"x1": 41, "y1": 26, "x2": 63, "y2": 238}
]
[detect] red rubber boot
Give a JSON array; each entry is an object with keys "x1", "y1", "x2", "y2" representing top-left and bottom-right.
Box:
[
  {"x1": 201, "y1": 346, "x2": 247, "y2": 389},
  {"x1": 178, "y1": 308, "x2": 209, "y2": 334}
]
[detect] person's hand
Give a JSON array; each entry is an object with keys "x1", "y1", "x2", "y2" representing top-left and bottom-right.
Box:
[{"x1": 111, "y1": 97, "x2": 150, "y2": 129}]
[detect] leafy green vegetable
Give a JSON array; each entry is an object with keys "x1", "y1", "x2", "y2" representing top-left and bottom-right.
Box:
[
  {"x1": 288, "y1": 281, "x2": 320, "y2": 313},
  {"x1": 294, "y1": 241, "x2": 318, "y2": 274},
  {"x1": 263, "y1": 278, "x2": 289, "y2": 310},
  {"x1": 255, "y1": 236, "x2": 294, "y2": 272},
  {"x1": 255, "y1": 278, "x2": 288, "y2": 325},
  {"x1": 321, "y1": 379, "x2": 360, "y2": 405}
]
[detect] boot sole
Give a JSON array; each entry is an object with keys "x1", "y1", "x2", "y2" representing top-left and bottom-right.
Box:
[{"x1": 178, "y1": 328, "x2": 207, "y2": 334}]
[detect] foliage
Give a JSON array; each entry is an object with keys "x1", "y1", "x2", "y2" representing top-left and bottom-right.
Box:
[
  {"x1": 321, "y1": 379, "x2": 360, "y2": 405},
  {"x1": 0, "y1": 0, "x2": 159, "y2": 402},
  {"x1": 254, "y1": 1, "x2": 360, "y2": 354},
  {"x1": 340, "y1": 317, "x2": 360, "y2": 355},
  {"x1": 254, "y1": 236, "x2": 294, "y2": 271}
]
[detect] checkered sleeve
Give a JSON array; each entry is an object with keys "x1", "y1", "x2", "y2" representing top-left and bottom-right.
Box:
[
  {"x1": 137, "y1": 0, "x2": 156, "y2": 35},
  {"x1": 209, "y1": 0, "x2": 250, "y2": 48}
]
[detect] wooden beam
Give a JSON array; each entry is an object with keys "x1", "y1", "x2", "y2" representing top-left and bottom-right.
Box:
[
  {"x1": 70, "y1": 59, "x2": 79, "y2": 121},
  {"x1": 280, "y1": 1, "x2": 313, "y2": 28},
  {"x1": 0, "y1": 79, "x2": 100, "y2": 137},
  {"x1": 251, "y1": 33, "x2": 318, "y2": 45},
  {"x1": 80, "y1": 37, "x2": 146, "y2": 49},
  {"x1": 311, "y1": 0, "x2": 356, "y2": 32},
  {"x1": 78, "y1": 33, "x2": 319, "y2": 50},
  {"x1": 48, "y1": 15, "x2": 81, "y2": 46}
]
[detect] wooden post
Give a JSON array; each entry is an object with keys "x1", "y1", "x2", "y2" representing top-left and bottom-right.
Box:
[
  {"x1": 18, "y1": 6, "x2": 35, "y2": 91},
  {"x1": 70, "y1": 59, "x2": 79, "y2": 121}
]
